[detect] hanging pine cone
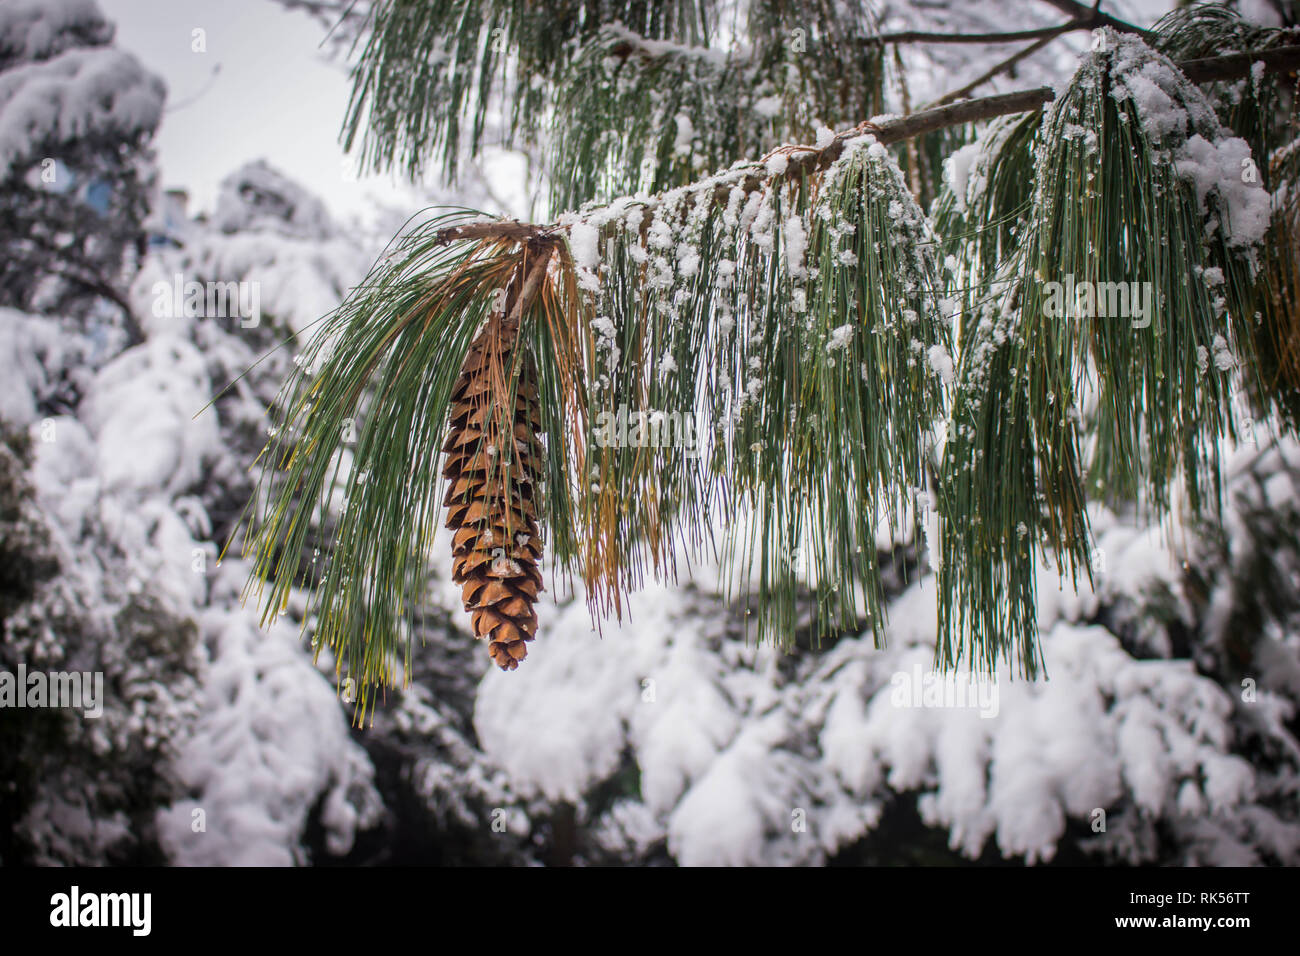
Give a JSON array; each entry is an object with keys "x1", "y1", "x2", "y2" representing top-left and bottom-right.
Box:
[{"x1": 441, "y1": 250, "x2": 550, "y2": 670}]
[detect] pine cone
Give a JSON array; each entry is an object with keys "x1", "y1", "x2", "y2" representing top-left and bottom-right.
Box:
[{"x1": 442, "y1": 312, "x2": 546, "y2": 670}]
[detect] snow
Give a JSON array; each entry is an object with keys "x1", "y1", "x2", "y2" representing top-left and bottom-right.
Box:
[
  {"x1": 673, "y1": 111, "x2": 695, "y2": 158},
  {"x1": 7, "y1": 0, "x2": 1300, "y2": 870},
  {"x1": 1172, "y1": 134, "x2": 1271, "y2": 248},
  {"x1": 136, "y1": 160, "x2": 368, "y2": 337},
  {"x1": 567, "y1": 221, "x2": 600, "y2": 271},
  {"x1": 927, "y1": 342, "x2": 955, "y2": 384},
  {"x1": 782, "y1": 215, "x2": 807, "y2": 279},
  {"x1": 462, "y1": 481, "x2": 1296, "y2": 865},
  {"x1": 566, "y1": 220, "x2": 602, "y2": 293},
  {"x1": 80, "y1": 335, "x2": 220, "y2": 498},
  {"x1": 0, "y1": 44, "x2": 164, "y2": 179},
  {"x1": 600, "y1": 21, "x2": 731, "y2": 67},
  {"x1": 210, "y1": 160, "x2": 337, "y2": 239},
  {"x1": 943, "y1": 142, "x2": 982, "y2": 215},
  {"x1": 1114, "y1": 60, "x2": 1184, "y2": 141},
  {"x1": 473, "y1": 591, "x2": 647, "y2": 803},
  {"x1": 764, "y1": 152, "x2": 789, "y2": 177},
  {"x1": 158, "y1": 574, "x2": 382, "y2": 866},
  {"x1": 1, "y1": 133, "x2": 389, "y2": 862},
  {"x1": 827, "y1": 324, "x2": 854, "y2": 351},
  {"x1": 0, "y1": 0, "x2": 113, "y2": 67},
  {"x1": 675, "y1": 241, "x2": 700, "y2": 277},
  {"x1": 0, "y1": 309, "x2": 80, "y2": 425},
  {"x1": 1106, "y1": 34, "x2": 1271, "y2": 249},
  {"x1": 1211, "y1": 334, "x2": 1235, "y2": 370}
]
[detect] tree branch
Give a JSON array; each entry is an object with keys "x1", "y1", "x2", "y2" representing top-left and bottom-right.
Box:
[
  {"x1": 434, "y1": 221, "x2": 546, "y2": 246},
  {"x1": 9, "y1": 239, "x2": 145, "y2": 346},
  {"x1": 1177, "y1": 45, "x2": 1300, "y2": 84},
  {"x1": 871, "y1": 1, "x2": 1147, "y2": 47},
  {"x1": 607, "y1": 10, "x2": 1135, "y2": 66},
  {"x1": 436, "y1": 44, "x2": 1300, "y2": 243},
  {"x1": 876, "y1": 43, "x2": 1300, "y2": 141},
  {"x1": 922, "y1": 33, "x2": 1062, "y2": 109},
  {"x1": 868, "y1": 23, "x2": 1087, "y2": 46},
  {"x1": 1035, "y1": 0, "x2": 1146, "y2": 36}
]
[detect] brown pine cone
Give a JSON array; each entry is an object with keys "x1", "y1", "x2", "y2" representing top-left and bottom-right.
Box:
[{"x1": 441, "y1": 311, "x2": 546, "y2": 670}]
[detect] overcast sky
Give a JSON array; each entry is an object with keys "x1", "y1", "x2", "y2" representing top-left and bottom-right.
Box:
[{"x1": 99, "y1": 0, "x2": 422, "y2": 226}]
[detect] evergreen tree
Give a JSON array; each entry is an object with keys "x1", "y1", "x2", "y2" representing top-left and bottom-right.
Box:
[
  {"x1": 5, "y1": 1, "x2": 1299, "y2": 865},
  {"x1": 0, "y1": 0, "x2": 164, "y2": 343},
  {"x1": 237, "y1": 0, "x2": 1300, "y2": 711}
]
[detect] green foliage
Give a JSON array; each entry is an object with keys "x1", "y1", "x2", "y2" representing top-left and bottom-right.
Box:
[
  {"x1": 548, "y1": 3, "x2": 887, "y2": 212},
  {"x1": 343, "y1": 0, "x2": 717, "y2": 184},
  {"x1": 1150, "y1": 5, "x2": 1300, "y2": 431},
  {"x1": 573, "y1": 139, "x2": 950, "y2": 645},
  {"x1": 344, "y1": 0, "x2": 887, "y2": 214},
  {"x1": 937, "y1": 31, "x2": 1271, "y2": 675},
  {"x1": 244, "y1": 4, "x2": 1300, "y2": 691},
  {"x1": 234, "y1": 210, "x2": 534, "y2": 716},
  {"x1": 1152, "y1": 2, "x2": 1297, "y2": 176}
]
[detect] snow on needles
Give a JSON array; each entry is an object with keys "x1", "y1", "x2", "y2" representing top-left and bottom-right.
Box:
[{"x1": 1107, "y1": 33, "x2": 1271, "y2": 250}]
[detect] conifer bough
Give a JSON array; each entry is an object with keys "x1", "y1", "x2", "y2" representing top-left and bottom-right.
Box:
[
  {"x1": 238, "y1": 9, "x2": 1300, "y2": 708},
  {"x1": 427, "y1": 37, "x2": 1297, "y2": 673},
  {"x1": 430, "y1": 43, "x2": 1300, "y2": 248}
]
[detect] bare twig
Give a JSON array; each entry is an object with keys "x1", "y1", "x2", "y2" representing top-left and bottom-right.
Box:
[
  {"x1": 508, "y1": 238, "x2": 558, "y2": 323},
  {"x1": 868, "y1": 23, "x2": 1087, "y2": 46},
  {"x1": 1035, "y1": 0, "x2": 1147, "y2": 36},
  {"x1": 871, "y1": 1, "x2": 1146, "y2": 47},
  {"x1": 1178, "y1": 45, "x2": 1300, "y2": 84},
  {"x1": 923, "y1": 33, "x2": 1062, "y2": 109},
  {"x1": 433, "y1": 221, "x2": 545, "y2": 246}
]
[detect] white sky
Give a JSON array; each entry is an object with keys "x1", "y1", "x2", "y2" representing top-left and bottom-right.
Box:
[{"x1": 98, "y1": 0, "x2": 424, "y2": 226}]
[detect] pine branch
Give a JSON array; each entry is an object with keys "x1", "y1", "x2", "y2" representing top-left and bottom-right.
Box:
[
  {"x1": 435, "y1": 221, "x2": 545, "y2": 246},
  {"x1": 434, "y1": 43, "x2": 1300, "y2": 247},
  {"x1": 938, "y1": 30, "x2": 1275, "y2": 676},
  {"x1": 1178, "y1": 44, "x2": 1300, "y2": 83},
  {"x1": 246, "y1": 14, "x2": 1300, "y2": 696},
  {"x1": 873, "y1": 43, "x2": 1300, "y2": 139},
  {"x1": 579, "y1": 6, "x2": 1139, "y2": 57},
  {"x1": 343, "y1": 0, "x2": 720, "y2": 181},
  {"x1": 549, "y1": 10, "x2": 887, "y2": 212},
  {"x1": 868, "y1": 24, "x2": 1083, "y2": 45}
]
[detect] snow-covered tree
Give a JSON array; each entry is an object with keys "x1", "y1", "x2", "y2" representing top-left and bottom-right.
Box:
[
  {"x1": 241, "y1": 0, "x2": 1299, "y2": 698},
  {"x1": 214, "y1": 0, "x2": 1300, "y2": 864},
  {"x1": 5, "y1": 0, "x2": 1300, "y2": 869},
  {"x1": 0, "y1": 0, "x2": 164, "y2": 342},
  {"x1": 0, "y1": 26, "x2": 383, "y2": 859}
]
